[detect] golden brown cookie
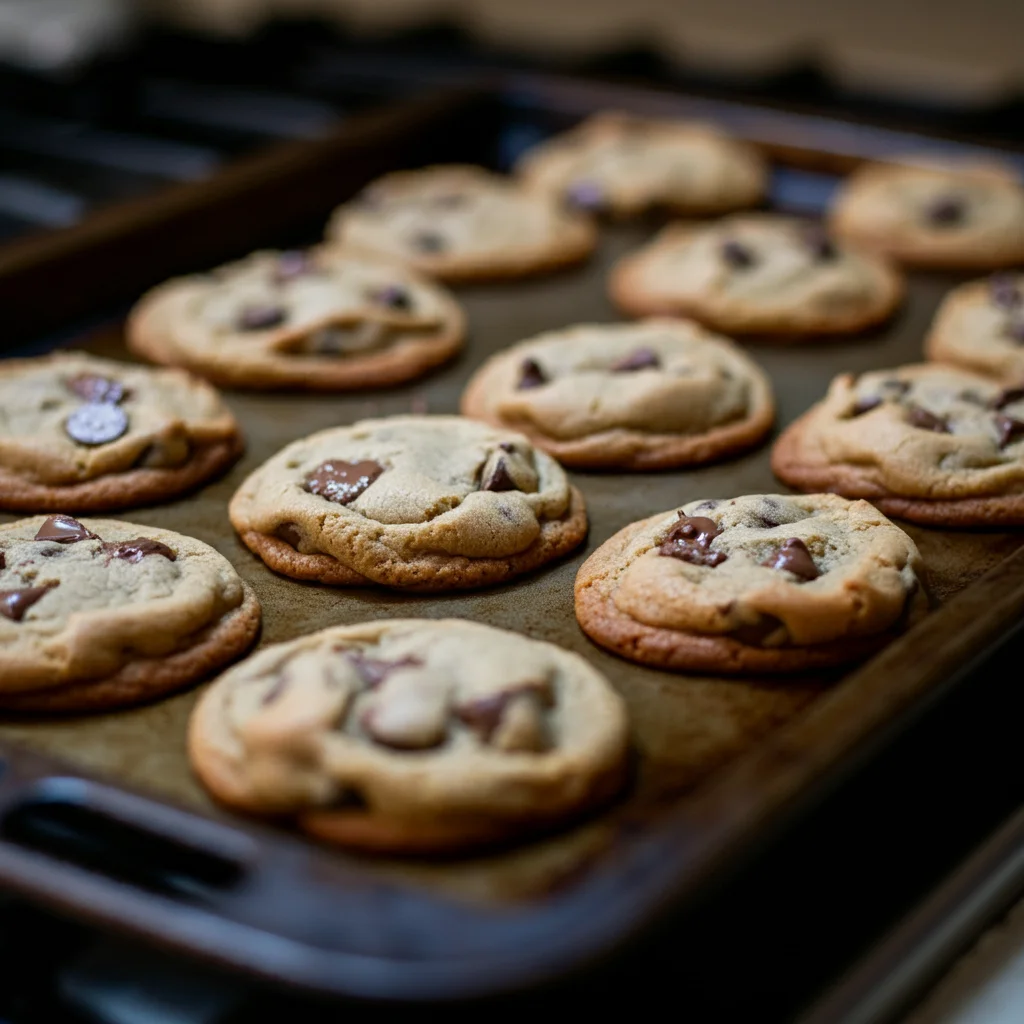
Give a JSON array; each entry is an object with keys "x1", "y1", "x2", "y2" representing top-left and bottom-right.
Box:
[
  {"x1": 0, "y1": 351, "x2": 242, "y2": 513},
  {"x1": 609, "y1": 214, "x2": 903, "y2": 338},
  {"x1": 772, "y1": 363, "x2": 1024, "y2": 526},
  {"x1": 829, "y1": 158, "x2": 1024, "y2": 269},
  {"x1": 575, "y1": 494, "x2": 925, "y2": 674},
  {"x1": 127, "y1": 246, "x2": 465, "y2": 391},
  {"x1": 189, "y1": 618, "x2": 629, "y2": 854},
  {"x1": 0, "y1": 515, "x2": 260, "y2": 712},
  {"x1": 515, "y1": 110, "x2": 767, "y2": 218},
  {"x1": 229, "y1": 415, "x2": 587, "y2": 590},
  {"x1": 324, "y1": 165, "x2": 597, "y2": 281},
  {"x1": 460, "y1": 318, "x2": 774, "y2": 470}
]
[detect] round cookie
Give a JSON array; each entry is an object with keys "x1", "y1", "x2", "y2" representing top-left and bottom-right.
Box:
[
  {"x1": 515, "y1": 110, "x2": 767, "y2": 218},
  {"x1": 0, "y1": 515, "x2": 260, "y2": 712},
  {"x1": 189, "y1": 618, "x2": 629, "y2": 854},
  {"x1": 772, "y1": 364, "x2": 1024, "y2": 526},
  {"x1": 925, "y1": 273, "x2": 1024, "y2": 380},
  {"x1": 324, "y1": 165, "x2": 597, "y2": 282},
  {"x1": 829, "y1": 158, "x2": 1024, "y2": 270},
  {"x1": 609, "y1": 214, "x2": 903, "y2": 338},
  {"x1": 575, "y1": 494, "x2": 925, "y2": 675},
  {"x1": 460, "y1": 318, "x2": 774, "y2": 470},
  {"x1": 229, "y1": 415, "x2": 588, "y2": 590},
  {"x1": 0, "y1": 351, "x2": 242, "y2": 513},
  {"x1": 127, "y1": 246, "x2": 465, "y2": 391}
]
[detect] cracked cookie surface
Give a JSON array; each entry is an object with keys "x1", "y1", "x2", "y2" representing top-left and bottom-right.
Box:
[
  {"x1": 229, "y1": 415, "x2": 587, "y2": 590},
  {"x1": 189, "y1": 618, "x2": 629, "y2": 853},
  {"x1": 461, "y1": 317, "x2": 774, "y2": 469},
  {"x1": 0, "y1": 515, "x2": 260, "y2": 710},
  {"x1": 575, "y1": 494, "x2": 925, "y2": 674}
]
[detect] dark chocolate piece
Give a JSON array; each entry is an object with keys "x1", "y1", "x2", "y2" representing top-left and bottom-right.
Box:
[
  {"x1": 659, "y1": 513, "x2": 727, "y2": 567},
  {"x1": 306, "y1": 460, "x2": 385, "y2": 505},
  {"x1": 105, "y1": 538, "x2": 177, "y2": 563},
  {"x1": 368, "y1": 284, "x2": 412, "y2": 311},
  {"x1": 34, "y1": 515, "x2": 96, "y2": 544},
  {"x1": 765, "y1": 538, "x2": 820, "y2": 581},
  {"x1": 517, "y1": 358, "x2": 547, "y2": 390},
  {"x1": 990, "y1": 274, "x2": 1021, "y2": 309},
  {"x1": 721, "y1": 240, "x2": 755, "y2": 269},
  {"x1": 482, "y1": 457, "x2": 519, "y2": 492},
  {"x1": 802, "y1": 224, "x2": 837, "y2": 261},
  {"x1": 237, "y1": 304, "x2": 287, "y2": 331},
  {"x1": 0, "y1": 584, "x2": 55, "y2": 622},
  {"x1": 926, "y1": 194, "x2": 965, "y2": 227},
  {"x1": 65, "y1": 403, "x2": 128, "y2": 446},
  {"x1": 906, "y1": 404, "x2": 950, "y2": 433},
  {"x1": 345, "y1": 651, "x2": 422, "y2": 689},
  {"x1": 851, "y1": 395, "x2": 883, "y2": 416},
  {"x1": 410, "y1": 231, "x2": 446, "y2": 253},
  {"x1": 611, "y1": 347, "x2": 660, "y2": 373},
  {"x1": 994, "y1": 413, "x2": 1024, "y2": 448},
  {"x1": 455, "y1": 681, "x2": 553, "y2": 742},
  {"x1": 991, "y1": 385, "x2": 1024, "y2": 410}
]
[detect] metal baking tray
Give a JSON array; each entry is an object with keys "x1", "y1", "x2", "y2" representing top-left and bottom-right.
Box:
[{"x1": 1, "y1": 75, "x2": 1024, "y2": 1002}]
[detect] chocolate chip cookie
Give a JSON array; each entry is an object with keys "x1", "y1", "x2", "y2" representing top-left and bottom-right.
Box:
[
  {"x1": 324, "y1": 165, "x2": 597, "y2": 281},
  {"x1": 229, "y1": 415, "x2": 587, "y2": 590},
  {"x1": 515, "y1": 110, "x2": 767, "y2": 218},
  {"x1": 609, "y1": 214, "x2": 903, "y2": 338},
  {"x1": 460, "y1": 318, "x2": 774, "y2": 470},
  {"x1": 575, "y1": 494, "x2": 925, "y2": 674},
  {"x1": 189, "y1": 618, "x2": 629, "y2": 853},
  {"x1": 829, "y1": 158, "x2": 1024, "y2": 269},
  {"x1": 925, "y1": 273, "x2": 1024, "y2": 380},
  {"x1": 0, "y1": 351, "x2": 242, "y2": 513},
  {"x1": 127, "y1": 246, "x2": 465, "y2": 390},
  {"x1": 772, "y1": 364, "x2": 1024, "y2": 526},
  {"x1": 0, "y1": 515, "x2": 260, "y2": 711}
]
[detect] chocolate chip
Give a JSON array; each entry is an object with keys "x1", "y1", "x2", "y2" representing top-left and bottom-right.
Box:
[
  {"x1": 0, "y1": 583, "x2": 55, "y2": 622},
  {"x1": 517, "y1": 358, "x2": 547, "y2": 390},
  {"x1": 880, "y1": 379, "x2": 912, "y2": 397},
  {"x1": 765, "y1": 538, "x2": 820, "y2": 581},
  {"x1": 721, "y1": 240, "x2": 755, "y2": 269},
  {"x1": 66, "y1": 374, "x2": 126, "y2": 405},
  {"x1": 346, "y1": 651, "x2": 422, "y2": 689},
  {"x1": 994, "y1": 413, "x2": 1024, "y2": 448},
  {"x1": 498, "y1": 441, "x2": 516, "y2": 453},
  {"x1": 34, "y1": 515, "x2": 96, "y2": 544},
  {"x1": 659, "y1": 513, "x2": 727, "y2": 567},
  {"x1": 105, "y1": 538, "x2": 177, "y2": 563},
  {"x1": 802, "y1": 224, "x2": 837, "y2": 261},
  {"x1": 410, "y1": 231, "x2": 445, "y2": 253},
  {"x1": 308, "y1": 323, "x2": 387, "y2": 355},
  {"x1": 273, "y1": 250, "x2": 313, "y2": 284},
  {"x1": 65, "y1": 403, "x2": 128, "y2": 446},
  {"x1": 306, "y1": 459, "x2": 384, "y2": 505},
  {"x1": 482, "y1": 457, "x2": 518, "y2": 492},
  {"x1": 565, "y1": 179, "x2": 604, "y2": 211},
  {"x1": 851, "y1": 395, "x2": 882, "y2": 417},
  {"x1": 731, "y1": 614, "x2": 785, "y2": 647},
  {"x1": 455, "y1": 682, "x2": 554, "y2": 742},
  {"x1": 753, "y1": 498, "x2": 785, "y2": 529},
  {"x1": 611, "y1": 347, "x2": 660, "y2": 373},
  {"x1": 0, "y1": 553, "x2": 5, "y2": 570},
  {"x1": 694, "y1": 500, "x2": 719, "y2": 512},
  {"x1": 990, "y1": 274, "x2": 1021, "y2": 309},
  {"x1": 991, "y1": 385, "x2": 1024, "y2": 410},
  {"x1": 276, "y1": 523, "x2": 303, "y2": 549},
  {"x1": 926, "y1": 194, "x2": 965, "y2": 227},
  {"x1": 906, "y1": 404, "x2": 950, "y2": 433},
  {"x1": 368, "y1": 284, "x2": 412, "y2": 311},
  {"x1": 237, "y1": 304, "x2": 287, "y2": 331}
]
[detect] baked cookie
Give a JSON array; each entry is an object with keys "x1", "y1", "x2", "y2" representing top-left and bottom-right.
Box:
[
  {"x1": 609, "y1": 214, "x2": 903, "y2": 338},
  {"x1": 925, "y1": 273, "x2": 1024, "y2": 380},
  {"x1": 515, "y1": 110, "x2": 767, "y2": 218},
  {"x1": 829, "y1": 158, "x2": 1024, "y2": 269},
  {"x1": 324, "y1": 165, "x2": 597, "y2": 281},
  {"x1": 772, "y1": 363, "x2": 1024, "y2": 526},
  {"x1": 229, "y1": 415, "x2": 587, "y2": 590},
  {"x1": 0, "y1": 515, "x2": 260, "y2": 712},
  {"x1": 460, "y1": 318, "x2": 774, "y2": 470},
  {"x1": 189, "y1": 618, "x2": 629, "y2": 854},
  {"x1": 575, "y1": 494, "x2": 925, "y2": 674},
  {"x1": 0, "y1": 351, "x2": 242, "y2": 513},
  {"x1": 127, "y1": 246, "x2": 465, "y2": 391}
]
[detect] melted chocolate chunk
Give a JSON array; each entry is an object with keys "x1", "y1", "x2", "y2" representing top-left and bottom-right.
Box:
[
  {"x1": 851, "y1": 395, "x2": 883, "y2": 417},
  {"x1": 0, "y1": 552, "x2": 4, "y2": 570},
  {"x1": 659, "y1": 513, "x2": 727, "y2": 567},
  {"x1": 765, "y1": 538, "x2": 820, "y2": 581},
  {"x1": 611, "y1": 347, "x2": 660, "y2": 373},
  {"x1": 65, "y1": 402, "x2": 128, "y2": 446},
  {"x1": 990, "y1": 274, "x2": 1021, "y2": 309},
  {"x1": 926, "y1": 194, "x2": 965, "y2": 227},
  {"x1": 906, "y1": 404, "x2": 950, "y2": 433},
  {"x1": 34, "y1": 515, "x2": 96, "y2": 544},
  {"x1": 517, "y1": 358, "x2": 547, "y2": 390},
  {"x1": 410, "y1": 231, "x2": 446, "y2": 253},
  {"x1": 0, "y1": 583, "x2": 55, "y2": 622},
  {"x1": 306, "y1": 459, "x2": 384, "y2": 505},
  {"x1": 753, "y1": 497, "x2": 784, "y2": 529},
  {"x1": 995, "y1": 413, "x2": 1024, "y2": 448},
  {"x1": 565, "y1": 179, "x2": 604, "y2": 211},
  {"x1": 307, "y1": 323, "x2": 387, "y2": 355},
  {"x1": 498, "y1": 441, "x2": 516, "y2": 453},
  {"x1": 276, "y1": 523, "x2": 303, "y2": 549},
  {"x1": 731, "y1": 614, "x2": 785, "y2": 646},
  {"x1": 66, "y1": 374, "x2": 126, "y2": 405},
  {"x1": 346, "y1": 651, "x2": 422, "y2": 689},
  {"x1": 991, "y1": 385, "x2": 1024, "y2": 410},
  {"x1": 105, "y1": 538, "x2": 177, "y2": 563},
  {"x1": 802, "y1": 224, "x2": 837, "y2": 261},
  {"x1": 455, "y1": 682, "x2": 553, "y2": 742},
  {"x1": 880, "y1": 379, "x2": 912, "y2": 397},
  {"x1": 721, "y1": 240, "x2": 756, "y2": 269},
  {"x1": 482, "y1": 457, "x2": 519, "y2": 492},
  {"x1": 368, "y1": 284, "x2": 412, "y2": 311},
  {"x1": 237, "y1": 304, "x2": 287, "y2": 331},
  {"x1": 273, "y1": 250, "x2": 313, "y2": 283}
]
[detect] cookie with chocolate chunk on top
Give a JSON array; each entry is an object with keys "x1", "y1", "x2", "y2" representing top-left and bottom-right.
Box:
[
  {"x1": 188, "y1": 618, "x2": 629, "y2": 854},
  {"x1": 772, "y1": 363, "x2": 1024, "y2": 526},
  {"x1": 0, "y1": 515, "x2": 260, "y2": 711},
  {"x1": 228, "y1": 415, "x2": 587, "y2": 590},
  {"x1": 575, "y1": 494, "x2": 926, "y2": 674}
]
